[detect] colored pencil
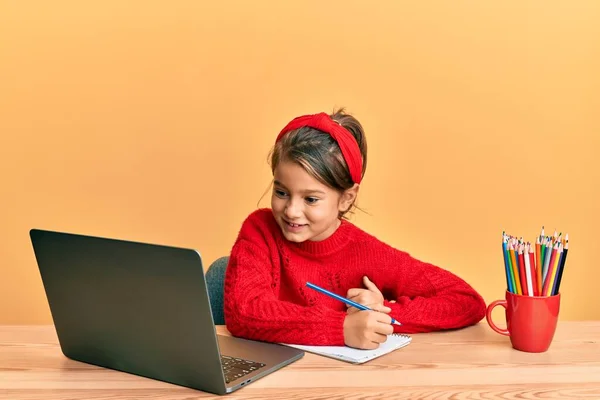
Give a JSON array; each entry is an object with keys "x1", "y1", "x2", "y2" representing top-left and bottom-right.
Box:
[
  {"x1": 502, "y1": 233, "x2": 514, "y2": 293},
  {"x1": 540, "y1": 237, "x2": 546, "y2": 277},
  {"x1": 542, "y1": 242, "x2": 559, "y2": 296},
  {"x1": 535, "y1": 237, "x2": 542, "y2": 295},
  {"x1": 509, "y1": 241, "x2": 522, "y2": 295},
  {"x1": 553, "y1": 234, "x2": 569, "y2": 295},
  {"x1": 542, "y1": 238, "x2": 553, "y2": 283},
  {"x1": 527, "y1": 244, "x2": 538, "y2": 296},
  {"x1": 522, "y1": 243, "x2": 534, "y2": 296},
  {"x1": 517, "y1": 243, "x2": 528, "y2": 296},
  {"x1": 506, "y1": 241, "x2": 517, "y2": 293},
  {"x1": 544, "y1": 243, "x2": 562, "y2": 296}
]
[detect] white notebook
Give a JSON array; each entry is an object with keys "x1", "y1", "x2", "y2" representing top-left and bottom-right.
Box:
[{"x1": 283, "y1": 333, "x2": 412, "y2": 364}]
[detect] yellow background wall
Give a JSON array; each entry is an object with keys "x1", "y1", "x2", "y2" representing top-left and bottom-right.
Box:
[{"x1": 1, "y1": 1, "x2": 599, "y2": 324}]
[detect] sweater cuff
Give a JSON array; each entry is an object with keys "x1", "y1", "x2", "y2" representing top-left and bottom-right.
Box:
[{"x1": 322, "y1": 310, "x2": 347, "y2": 346}]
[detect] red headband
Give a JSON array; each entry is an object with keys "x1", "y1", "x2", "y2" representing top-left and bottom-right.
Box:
[{"x1": 275, "y1": 112, "x2": 363, "y2": 184}]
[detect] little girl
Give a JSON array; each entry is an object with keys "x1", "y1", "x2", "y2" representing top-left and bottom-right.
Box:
[{"x1": 223, "y1": 108, "x2": 486, "y2": 350}]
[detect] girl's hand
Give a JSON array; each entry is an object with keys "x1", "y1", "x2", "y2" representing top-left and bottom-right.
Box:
[
  {"x1": 343, "y1": 310, "x2": 394, "y2": 349},
  {"x1": 346, "y1": 276, "x2": 391, "y2": 315}
]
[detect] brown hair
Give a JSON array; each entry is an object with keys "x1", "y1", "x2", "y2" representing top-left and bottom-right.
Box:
[{"x1": 268, "y1": 107, "x2": 367, "y2": 218}]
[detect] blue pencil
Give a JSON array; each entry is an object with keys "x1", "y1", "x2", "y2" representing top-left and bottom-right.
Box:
[
  {"x1": 306, "y1": 282, "x2": 402, "y2": 326},
  {"x1": 502, "y1": 234, "x2": 514, "y2": 293}
]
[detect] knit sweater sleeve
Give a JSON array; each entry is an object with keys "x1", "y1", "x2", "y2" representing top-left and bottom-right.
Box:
[
  {"x1": 223, "y1": 216, "x2": 346, "y2": 345},
  {"x1": 373, "y1": 245, "x2": 486, "y2": 334}
]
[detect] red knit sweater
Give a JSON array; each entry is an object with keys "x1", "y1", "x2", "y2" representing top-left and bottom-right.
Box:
[{"x1": 224, "y1": 209, "x2": 486, "y2": 345}]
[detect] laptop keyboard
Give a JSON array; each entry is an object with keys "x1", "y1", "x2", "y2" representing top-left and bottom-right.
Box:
[{"x1": 221, "y1": 355, "x2": 265, "y2": 384}]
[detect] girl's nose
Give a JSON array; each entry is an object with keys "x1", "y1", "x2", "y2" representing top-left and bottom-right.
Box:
[{"x1": 284, "y1": 199, "x2": 302, "y2": 219}]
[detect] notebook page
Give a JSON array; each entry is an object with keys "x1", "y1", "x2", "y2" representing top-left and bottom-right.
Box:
[{"x1": 283, "y1": 334, "x2": 411, "y2": 364}]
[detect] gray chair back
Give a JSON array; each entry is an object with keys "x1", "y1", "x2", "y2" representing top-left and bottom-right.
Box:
[{"x1": 205, "y1": 256, "x2": 229, "y2": 325}]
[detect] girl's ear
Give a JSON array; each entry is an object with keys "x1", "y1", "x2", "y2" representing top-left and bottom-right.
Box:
[{"x1": 338, "y1": 184, "x2": 359, "y2": 214}]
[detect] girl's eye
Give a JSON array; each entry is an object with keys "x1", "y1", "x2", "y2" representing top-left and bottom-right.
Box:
[
  {"x1": 274, "y1": 189, "x2": 288, "y2": 198},
  {"x1": 305, "y1": 197, "x2": 319, "y2": 204}
]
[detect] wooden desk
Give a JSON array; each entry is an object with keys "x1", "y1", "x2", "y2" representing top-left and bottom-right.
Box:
[{"x1": 1, "y1": 322, "x2": 599, "y2": 399}]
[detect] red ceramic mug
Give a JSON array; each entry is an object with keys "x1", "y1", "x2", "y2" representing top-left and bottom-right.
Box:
[{"x1": 486, "y1": 290, "x2": 560, "y2": 353}]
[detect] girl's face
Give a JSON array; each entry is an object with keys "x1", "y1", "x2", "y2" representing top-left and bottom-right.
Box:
[{"x1": 271, "y1": 160, "x2": 357, "y2": 243}]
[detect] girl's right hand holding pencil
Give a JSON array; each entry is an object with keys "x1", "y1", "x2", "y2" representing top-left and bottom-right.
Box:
[
  {"x1": 343, "y1": 308, "x2": 394, "y2": 349},
  {"x1": 343, "y1": 276, "x2": 396, "y2": 349}
]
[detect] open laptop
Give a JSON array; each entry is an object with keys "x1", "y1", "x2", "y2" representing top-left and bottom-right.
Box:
[{"x1": 29, "y1": 229, "x2": 304, "y2": 395}]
